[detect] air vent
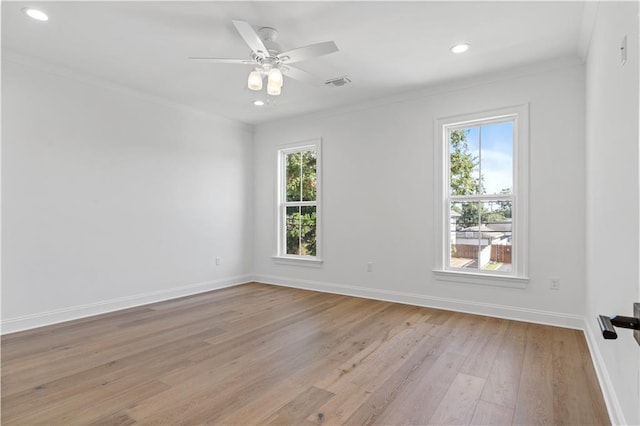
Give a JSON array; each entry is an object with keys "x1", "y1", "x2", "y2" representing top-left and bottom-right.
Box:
[{"x1": 325, "y1": 76, "x2": 351, "y2": 87}]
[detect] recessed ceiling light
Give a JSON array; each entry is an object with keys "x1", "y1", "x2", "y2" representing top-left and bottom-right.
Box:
[
  {"x1": 22, "y1": 7, "x2": 49, "y2": 21},
  {"x1": 450, "y1": 43, "x2": 470, "y2": 54},
  {"x1": 253, "y1": 100, "x2": 265, "y2": 106}
]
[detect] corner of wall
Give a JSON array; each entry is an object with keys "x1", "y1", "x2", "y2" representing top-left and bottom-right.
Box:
[
  {"x1": 577, "y1": 2, "x2": 599, "y2": 62},
  {"x1": 582, "y1": 318, "x2": 626, "y2": 426}
]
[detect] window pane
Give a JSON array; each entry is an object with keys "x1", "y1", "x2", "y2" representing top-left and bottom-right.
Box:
[
  {"x1": 480, "y1": 200, "x2": 513, "y2": 272},
  {"x1": 286, "y1": 152, "x2": 302, "y2": 202},
  {"x1": 301, "y1": 151, "x2": 317, "y2": 202},
  {"x1": 450, "y1": 128, "x2": 480, "y2": 196},
  {"x1": 285, "y1": 205, "x2": 317, "y2": 256},
  {"x1": 300, "y1": 206, "x2": 317, "y2": 256},
  {"x1": 450, "y1": 201, "x2": 480, "y2": 270},
  {"x1": 479, "y1": 122, "x2": 513, "y2": 195},
  {"x1": 450, "y1": 200, "x2": 514, "y2": 272},
  {"x1": 285, "y1": 206, "x2": 301, "y2": 255}
]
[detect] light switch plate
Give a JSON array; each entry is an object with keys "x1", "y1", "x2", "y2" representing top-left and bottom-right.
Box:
[{"x1": 634, "y1": 303, "x2": 640, "y2": 346}]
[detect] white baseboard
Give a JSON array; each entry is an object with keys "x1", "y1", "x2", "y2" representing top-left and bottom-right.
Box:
[
  {"x1": 253, "y1": 274, "x2": 584, "y2": 329},
  {"x1": 0, "y1": 275, "x2": 252, "y2": 335},
  {"x1": 583, "y1": 320, "x2": 626, "y2": 426}
]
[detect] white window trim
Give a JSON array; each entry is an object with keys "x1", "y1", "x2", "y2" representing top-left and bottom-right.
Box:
[
  {"x1": 433, "y1": 105, "x2": 529, "y2": 288},
  {"x1": 273, "y1": 138, "x2": 323, "y2": 264}
]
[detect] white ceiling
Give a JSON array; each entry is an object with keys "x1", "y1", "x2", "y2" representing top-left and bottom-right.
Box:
[{"x1": 2, "y1": 1, "x2": 588, "y2": 125}]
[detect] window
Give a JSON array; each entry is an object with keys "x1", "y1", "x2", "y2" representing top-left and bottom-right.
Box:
[
  {"x1": 276, "y1": 140, "x2": 321, "y2": 263},
  {"x1": 434, "y1": 106, "x2": 528, "y2": 286}
]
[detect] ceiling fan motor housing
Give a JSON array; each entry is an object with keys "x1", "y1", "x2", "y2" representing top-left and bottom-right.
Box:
[{"x1": 258, "y1": 27, "x2": 282, "y2": 58}]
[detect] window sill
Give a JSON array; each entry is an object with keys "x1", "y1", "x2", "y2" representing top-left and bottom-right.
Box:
[
  {"x1": 432, "y1": 269, "x2": 528, "y2": 289},
  {"x1": 272, "y1": 256, "x2": 324, "y2": 268}
]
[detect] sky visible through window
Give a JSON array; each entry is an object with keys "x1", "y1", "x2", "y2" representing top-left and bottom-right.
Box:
[{"x1": 465, "y1": 121, "x2": 513, "y2": 195}]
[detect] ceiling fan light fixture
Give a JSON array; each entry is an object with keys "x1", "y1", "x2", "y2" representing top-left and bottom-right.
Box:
[
  {"x1": 450, "y1": 43, "x2": 470, "y2": 54},
  {"x1": 247, "y1": 70, "x2": 263, "y2": 91},
  {"x1": 268, "y1": 67, "x2": 283, "y2": 88},
  {"x1": 267, "y1": 80, "x2": 282, "y2": 96}
]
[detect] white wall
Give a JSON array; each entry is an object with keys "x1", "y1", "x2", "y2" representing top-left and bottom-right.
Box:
[
  {"x1": 253, "y1": 61, "x2": 587, "y2": 328},
  {"x1": 584, "y1": 2, "x2": 639, "y2": 425},
  {"x1": 1, "y1": 56, "x2": 254, "y2": 333}
]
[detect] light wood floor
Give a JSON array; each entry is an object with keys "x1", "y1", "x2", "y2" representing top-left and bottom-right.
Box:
[{"x1": 1, "y1": 282, "x2": 610, "y2": 425}]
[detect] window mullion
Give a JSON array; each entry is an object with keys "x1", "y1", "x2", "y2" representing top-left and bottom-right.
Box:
[
  {"x1": 451, "y1": 194, "x2": 512, "y2": 202},
  {"x1": 281, "y1": 153, "x2": 286, "y2": 255},
  {"x1": 284, "y1": 201, "x2": 316, "y2": 207},
  {"x1": 476, "y1": 200, "x2": 481, "y2": 270},
  {"x1": 299, "y1": 156, "x2": 303, "y2": 203},
  {"x1": 478, "y1": 125, "x2": 483, "y2": 195},
  {"x1": 297, "y1": 205, "x2": 302, "y2": 255}
]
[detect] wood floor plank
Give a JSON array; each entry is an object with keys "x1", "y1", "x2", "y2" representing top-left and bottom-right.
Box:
[
  {"x1": 440, "y1": 313, "x2": 488, "y2": 355},
  {"x1": 3, "y1": 378, "x2": 170, "y2": 425},
  {"x1": 89, "y1": 409, "x2": 136, "y2": 426},
  {"x1": 480, "y1": 320, "x2": 528, "y2": 409},
  {"x1": 427, "y1": 372, "x2": 486, "y2": 425},
  {"x1": 0, "y1": 283, "x2": 610, "y2": 425},
  {"x1": 314, "y1": 311, "x2": 428, "y2": 392},
  {"x1": 370, "y1": 351, "x2": 468, "y2": 425},
  {"x1": 512, "y1": 324, "x2": 555, "y2": 425},
  {"x1": 2, "y1": 324, "x2": 214, "y2": 422},
  {"x1": 470, "y1": 400, "x2": 514, "y2": 425},
  {"x1": 573, "y1": 329, "x2": 611, "y2": 425},
  {"x1": 460, "y1": 317, "x2": 509, "y2": 379},
  {"x1": 551, "y1": 326, "x2": 610, "y2": 425},
  {"x1": 263, "y1": 386, "x2": 334, "y2": 425},
  {"x1": 2, "y1": 335, "x2": 209, "y2": 420},
  {"x1": 2, "y1": 301, "x2": 228, "y2": 369},
  {"x1": 309, "y1": 314, "x2": 435, "y2": 424},
  {"x1": 1, "y1": 307, "x2": 157, "y2": 363},
  {"x1": 341, "y1": 333, "x2": 448, "y2": 425},
  {"x1": 1, "y1": 313, "x2": 227, "y2": 396}
]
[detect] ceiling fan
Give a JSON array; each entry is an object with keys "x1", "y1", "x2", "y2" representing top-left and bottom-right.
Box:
[{"x1": 189, "y1": 20, "x2": 339, "y2": 96}]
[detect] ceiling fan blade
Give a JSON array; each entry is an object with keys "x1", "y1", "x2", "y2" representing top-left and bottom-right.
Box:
[
  {"x1": 281, "y1": 65, "x2": 324, "y2": 86},
  {"x1": 232, "y1": 19, "x2": 269, "y2": 58},
  {"x1": 188, "y1": 57, "x2": 255, "y2": 64},
  {"x1": 278, "y1": 41, "x2": 338, "y2": 64}
]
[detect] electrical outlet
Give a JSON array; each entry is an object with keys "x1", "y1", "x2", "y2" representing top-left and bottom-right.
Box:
[
  {"x1": 550, "y1": 277, "x2": 560, "y2": 290},
  {"x1": 216, "y1": 256, "x2": 221, "y2": 266},
  {"x1": 367, "y1": 262, "x2": 373, "y2": 272}
]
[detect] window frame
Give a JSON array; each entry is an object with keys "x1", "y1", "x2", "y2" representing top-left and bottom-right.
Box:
[
  {"x1": 274, "y1": 139, "x2": 323, "y2": 265},
  {"x1": 433, "y1": 105, "x2": 529, "y2": 287}
]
